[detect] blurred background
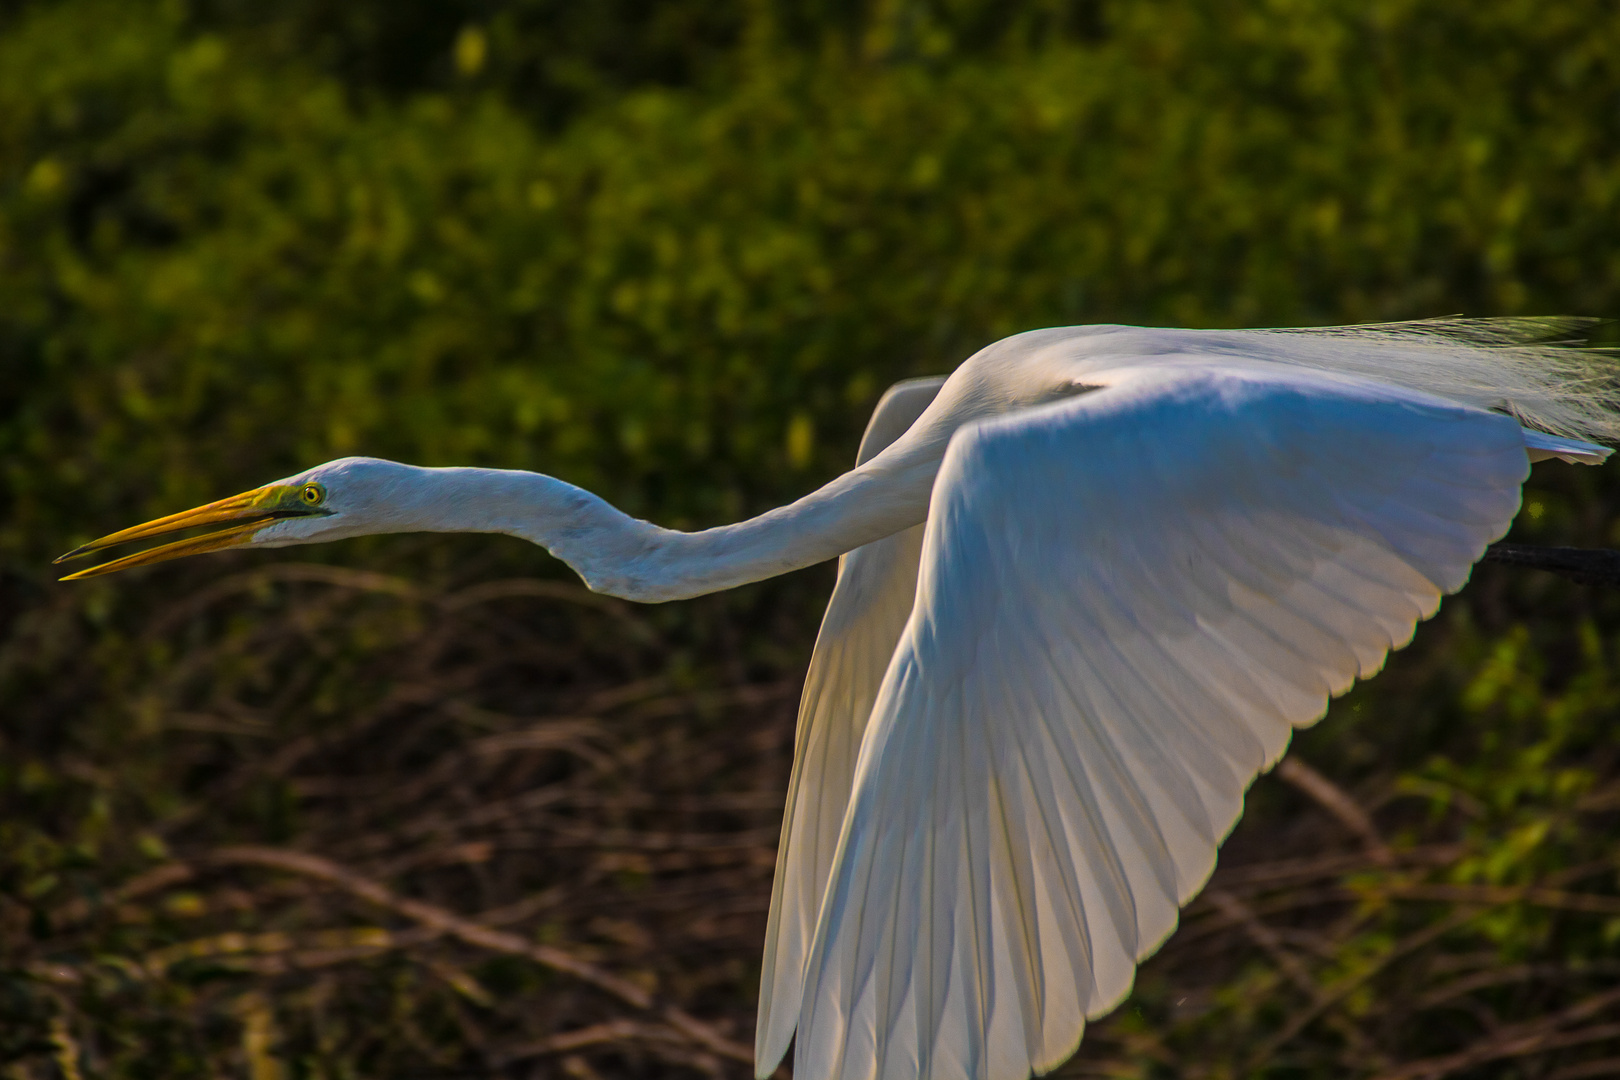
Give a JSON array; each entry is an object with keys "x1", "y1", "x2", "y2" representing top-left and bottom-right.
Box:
[{"x1": 4, "y1": 1, "x2": 1620, "y2": 1076}]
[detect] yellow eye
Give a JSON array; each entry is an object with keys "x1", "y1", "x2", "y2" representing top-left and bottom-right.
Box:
[{"x1": 301, "y1": 484, "x2": 324, "y2": 505}]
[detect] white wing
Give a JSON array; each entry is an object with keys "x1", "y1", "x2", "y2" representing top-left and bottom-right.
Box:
[
  {"x1": 758, "y1": 377, "x2": 947, "y2": 1067},
  {"x1": 791, "y1": 365, "x2": 1532, "y2": 1080}
]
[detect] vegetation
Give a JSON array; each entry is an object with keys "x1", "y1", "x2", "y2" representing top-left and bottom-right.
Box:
[{"x1": 2, "y1": 0, "x2": 1619, "y2": 1076}]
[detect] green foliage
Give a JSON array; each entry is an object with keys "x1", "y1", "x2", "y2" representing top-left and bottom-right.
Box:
[
  {"x1": 7, "y1": 0, "x2": 1620, "y2": 561},
  {"x1": 3, "y1": 0, "x2": 1620, "y2": 1076}
]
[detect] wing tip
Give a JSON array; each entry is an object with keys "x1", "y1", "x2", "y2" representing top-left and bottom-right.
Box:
[
  {"x1": 754, "y1": 973, "x2": 802, "y2": 1080},
  {"x1": 1523, "y1": 429, "x2": 1612, "y2": 465}
]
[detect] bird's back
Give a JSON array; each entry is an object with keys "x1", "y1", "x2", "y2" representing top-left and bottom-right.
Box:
[{"x1": 947, "y1": 318, "x2": 1620, "y2": 446}]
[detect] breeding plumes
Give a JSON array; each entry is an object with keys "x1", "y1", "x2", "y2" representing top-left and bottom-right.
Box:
[{"x1": 59, "y1": 319, "x2": 1620, "y2": 1080}]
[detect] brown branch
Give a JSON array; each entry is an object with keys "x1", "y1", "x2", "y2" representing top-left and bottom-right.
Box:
[
  {"x1": 1204, "y1": 889, "x2": 1386, "y2": 1066},
  {"x1": 1378, "y1": 883, "x2": 1620, "y2": 915},
  {"x1": 1275, "y1": 757, "x2": 1394, "y2": 865},
  {"x1": 1245, "y1": 905, "x2": 1484, "y2": 1070},
  {"x1": 442, "y1": 578, "x2": 661, "y2": 641},
  {"x1": 145, "y1": 564, "x2": 426, "y2": 639},
  {"x1": 1413, "y1": 962, "x2": 1620, "y2": 1011},
  {"x1": 208, "y1": 846, "x2": 648, "y2": 1001},
  {"x1": 154, "y1": 680, "x2": 453, "y2": 835},
  {"x1": 1203, "y1": 889, "x2": 1322, "y2": 997},
  {"x1": 204, "y1": 845, "x2": 755, "y2": 1068},
  {"x1": 1547, "y1": 1056, "x2": 1620, "y2": 1080},
  {"x1": 498, "y1": 1020, "x2": 757, "y2": 1080},
  {"x1": 1196, "y1": 843, "x2": 1462, "y2": 894},
  {"x1": 497, "y1": 1019, "x2": 689, "y2": 1063},
  {"x1": 53, "y1": 862, "x2": 198, "y2": 928},
  {"x1": 1369, "y1": 985, "x2": 1620, "y2": 1080},
  {"x1": 139, "y1": 925, "x2": 440, "y2": 975}
]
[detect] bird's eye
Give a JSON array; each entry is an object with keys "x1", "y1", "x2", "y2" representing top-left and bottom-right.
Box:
[{"x1": 301, "y1": 484, "x2": 324, "y2": 505}]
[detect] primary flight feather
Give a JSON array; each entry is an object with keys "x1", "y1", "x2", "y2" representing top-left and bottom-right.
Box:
[{"x1": 58, "y1": 319, "x2": 1619, "y2": 1080}]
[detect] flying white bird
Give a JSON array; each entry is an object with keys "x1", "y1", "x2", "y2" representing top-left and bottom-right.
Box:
[{"x1": 59, "y1": 320, "x2": 1620, "y2": 1080}]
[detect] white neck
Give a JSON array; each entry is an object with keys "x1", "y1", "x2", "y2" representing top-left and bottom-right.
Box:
[{"x1": 360, "y1": 442, "x2": 943, "y2": 603}]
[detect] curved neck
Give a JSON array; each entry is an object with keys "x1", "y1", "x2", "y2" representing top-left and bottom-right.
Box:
[{"x1": 380, "y1": 444, "x2": 942, "y2": 602}]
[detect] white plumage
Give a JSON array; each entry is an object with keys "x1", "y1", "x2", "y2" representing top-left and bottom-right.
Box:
[
  {"x1": 58, "y1": 319, "x2": 1620, "y2": 1080},
  {"x1": 779, "y1": 367, "x2": 1529, "y2": 1080}
]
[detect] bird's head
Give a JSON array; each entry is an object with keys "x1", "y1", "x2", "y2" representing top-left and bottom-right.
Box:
[{"x1": 55, "y1": 457, "x2": 414, "y2": 580}]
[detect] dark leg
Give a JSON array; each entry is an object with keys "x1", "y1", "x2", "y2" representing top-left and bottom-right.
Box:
[{"x1": 1480, "y1": 544, "x2": 1620, "y2": 587}]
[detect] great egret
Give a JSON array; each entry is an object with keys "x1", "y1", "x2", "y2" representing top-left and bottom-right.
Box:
[{"x1": 59, "y1": 320, "x2": 1620, "y2": 1080}]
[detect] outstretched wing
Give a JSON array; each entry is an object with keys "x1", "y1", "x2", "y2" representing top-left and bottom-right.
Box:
[
  {"x1": 791, "y1": 365, "x2": 1532, "y2": 1080},
  {"x1": 757, "y1": 376, "x2": 948, "y2": 1068}
]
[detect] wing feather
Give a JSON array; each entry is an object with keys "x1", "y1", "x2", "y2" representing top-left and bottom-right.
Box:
[
  {"x1": 790, "y1": 367, "x2": 1533, "y2": 1080},
  {"x1": 757, "y1": 377, "x2": 946, "y2": 1070}
]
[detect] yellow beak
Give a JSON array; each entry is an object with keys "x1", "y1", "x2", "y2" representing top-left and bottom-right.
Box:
[{"x1": 55, "y1": 485, "x2": 316, "y2": 581}]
